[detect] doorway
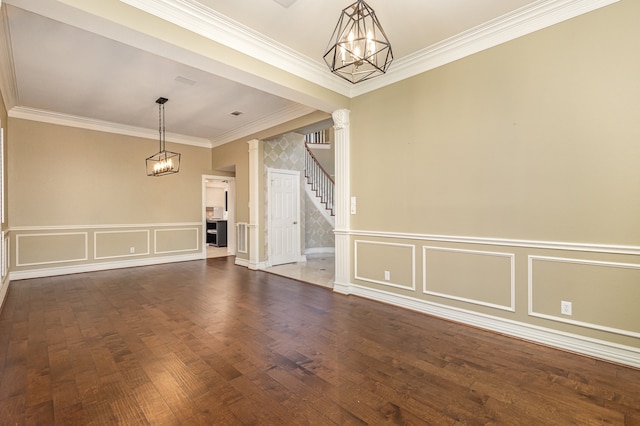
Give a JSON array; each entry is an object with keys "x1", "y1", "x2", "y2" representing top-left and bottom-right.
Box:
[
  {"x1": 268, "y1": 168, "x2": 301, "y2": 266},
  {"x1": 202, "y1": 175, "x2": 236, "y2": 258}
]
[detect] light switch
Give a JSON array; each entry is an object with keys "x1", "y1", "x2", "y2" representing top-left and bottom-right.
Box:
[{"x1": 351, "y1": 196, "x2": 357, "y2": 214}]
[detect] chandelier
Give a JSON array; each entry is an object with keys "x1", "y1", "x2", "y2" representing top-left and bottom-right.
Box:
[
  {"x1": 323, "y1": 0, "x2": 393, "y2": 84},
  {"x1": 146, "y1": 97, "x2": 180, "y2": 176}
]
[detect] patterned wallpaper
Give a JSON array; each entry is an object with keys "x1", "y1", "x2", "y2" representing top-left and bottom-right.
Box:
[{"x1": 263, "y1": 133, "x2": 334, "y2": 256}]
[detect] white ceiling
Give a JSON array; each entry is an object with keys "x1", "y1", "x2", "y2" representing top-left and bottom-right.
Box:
[{"x1": 0, "y1": 0, "x2": 616, "y2": 147}]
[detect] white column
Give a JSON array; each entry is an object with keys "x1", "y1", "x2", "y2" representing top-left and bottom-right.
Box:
[
  {"x1": 247, "y1": 139, "x2": 260, "y2": 270},
  {"x1": 332, "y1": 109, "x2": 351, "y2": 294}
]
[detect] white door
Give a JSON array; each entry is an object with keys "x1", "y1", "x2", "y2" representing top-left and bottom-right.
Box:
[{"x1": 268, "y1": 169, "x2": 300, "y2": 266}]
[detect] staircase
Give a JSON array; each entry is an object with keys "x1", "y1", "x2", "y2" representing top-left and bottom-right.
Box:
[{"x1": 304, "y1": 132, "x2": 334, "y2": 219}]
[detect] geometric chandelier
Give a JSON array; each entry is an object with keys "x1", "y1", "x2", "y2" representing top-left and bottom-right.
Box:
[
  {"x1": 146, "y1": 97, "x2": 181, "y2": 176},
  {"x1": 323, "y1": 0, "x2": 393, "y2": 84}
]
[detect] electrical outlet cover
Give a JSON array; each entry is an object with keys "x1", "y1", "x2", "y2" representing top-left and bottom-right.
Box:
[{"x1": 561, "y1": 301, "x2": 572, "y2": 316}]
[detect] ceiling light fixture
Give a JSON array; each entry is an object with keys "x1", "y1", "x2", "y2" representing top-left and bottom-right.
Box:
[
  {"x1": 323, "y1": 0, "x2": 393, "y2": 84},
  {"x1": 146, "y1": 97, "x2": 181, "y2": 177}
]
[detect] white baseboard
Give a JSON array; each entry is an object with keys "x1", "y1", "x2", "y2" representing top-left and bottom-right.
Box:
[
  {"x1": 0, "y1": 275, "x2": 10, "y2": 314},
  {"x1": 8, "y1": 253, "x2": 204, "y2": 281},
  {"x1": 235, "y1": 257, "x2": 249, "y2": 267},
  {"x1": 305, "y1": 247, "x2": 335, "y2": 255},
  {"x1": 338, "y1": 283, "x2": 640, "y2": 369},
  {"x1": 235, "y1": 257, "x2": 269, "y2": 270}
]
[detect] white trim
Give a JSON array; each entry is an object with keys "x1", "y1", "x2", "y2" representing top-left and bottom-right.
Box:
[
  {"x1": 16, "y1": 232, "x2": 88, "y2": 267},
  {"x1": 423, "y1": 246, "x2": 516, "y2": 312},
  {"x1": 202, "y1": 174, "x2": 236, "y2": 256},
  {"x1": 234, "y1": 256, "x2": 269, "y2": 270},
  {"x1": 8, "y1": 106, "x2": 212, "y2": 148},
  {"x1": 332, "y1": 110, "x2": 350, "y2": 290},
  {"x1": 350, "y1": 229, "x2": 640, "y2": 256},
  {"x1": 247, "y1": 139, "x2": 260, "y2": 270},
  {"x1": 354, "y1": 240, "x2": 415, "y2": 291},
  {"x1": 528, "y1": 255, "x2": 640, "y2": 339},
  {"x1": 154, "y1": 227, "x2": 199, "y2": 254},
  {"x1": 94, "y1": 229, "x2": 151, "y2": 260},
  {"x1": 9, "y1": 253, "x2": 202, "y2": 281},
  {"x1": 0, "y1": 233, "x2": 6, "y2": 310},
  {"x1": 304, "y1": 247, "x2": 335, "y2": 255},
  {"x1": 10, "y1": 222, "x2": 201, "y2": 232},
  {"x1": 235, "y1": 257, "x2": 249, "y2": 268},
  {"x1": 121, "y1": 0, "x2": 618, "y2": 99},
  {"x1": 0, "y1": 274, "x2": 8, "y2": 313},
  {"x1": 307, "y1": 143, "x2": 331, "y2": 150},
  {"x1": 120, "y1": 0, "x2": 349, "y2": 95},
  {"x1": 4, "y1": 235, "x2": 8, "y2": 280},
  {"x1": 336, "y1": 282, "x2": 640, "y2": 369},
  {"x1": 236, "y1": 222, "x2": 248, "y2": 254},
  {"x1": 1, "y1": 231, "x2": 4, "y2": 280},
  {"x1": 353, "y1": 0, "x2": 620, "y2": 96}
]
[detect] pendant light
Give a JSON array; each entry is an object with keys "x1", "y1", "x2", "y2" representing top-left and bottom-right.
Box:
[
  {"x1": 323, "y1": 0, "x2": 393, "y2": 84},
  {"x1": 146, "y1": 97, "x2": 180, "y2": 176}
]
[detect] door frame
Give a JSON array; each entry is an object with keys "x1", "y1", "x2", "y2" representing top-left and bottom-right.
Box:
[
  {"x1": 202, "y1": 174, "x2": 236, "y2": 257},
  {"x1": 267, "y1": 168, "x2": 302, "y2": 267}
]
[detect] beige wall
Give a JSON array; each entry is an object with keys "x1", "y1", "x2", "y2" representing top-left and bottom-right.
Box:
[
  {"x1": 348, "y1": 1, "x2": 640, "y2": 349},
  {"x1": 352, "y1": 2, "x2": 640, "y2": 242},
  {"x1": 9, "y1": 119, "x2": 210, "y2": 225},
  {"x1": 8, "y1": 119, "x2": 212, "y2": 276}
]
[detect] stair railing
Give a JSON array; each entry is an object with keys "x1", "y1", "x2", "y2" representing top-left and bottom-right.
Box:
[{"x1": 304, "y1": 143, "x2": 334, "y2": 216}]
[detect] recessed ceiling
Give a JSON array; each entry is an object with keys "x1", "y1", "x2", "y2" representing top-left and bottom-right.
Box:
[
  {"x1": 0, "y1": 0, "x2": 615, "y2": 147},
  {"x1": 3, "y1": 3, "x2": 313, "y2": 147}
]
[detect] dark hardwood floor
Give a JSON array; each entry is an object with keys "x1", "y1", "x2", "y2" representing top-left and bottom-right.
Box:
[{"x1": 0, "y1": 257, "x2": 639, "y2": 425}]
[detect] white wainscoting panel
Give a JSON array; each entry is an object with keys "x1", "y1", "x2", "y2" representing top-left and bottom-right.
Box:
[
  {"x1": 16, "y1": 232, "x2": 88, "y2": 266},
  {"x1": 237, "y1": 223, "x2": 248, "y2": 254},
  {"x1": 154, "y1": 228, "x2": 199, "y2": 254},
  {"x1": 354, "y1": 240, "x2": 415, "y2": 291},
  {"x1": 94, "y1": 230, "x2": 150, "y2": 260},
  {"x1": 1, "y1": 232, "x2": 5, "y2": 280},
  {"x1": 423, "y1": 246, "x2": 515, "y2": 312},
  {"x1": 528, "y1": 255, "x2": 640, "y2": 339}
]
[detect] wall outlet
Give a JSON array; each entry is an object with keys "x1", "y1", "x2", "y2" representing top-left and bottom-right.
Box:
[
  {"x1": 129, "y1": 247, "x2": 135, "y2": 254},
  {"x1": 561, "y1": 301, "x2": 572, "y2": 316},
  {"x1": 384, "y1": 271, "x2": 390, "y2": 281}
]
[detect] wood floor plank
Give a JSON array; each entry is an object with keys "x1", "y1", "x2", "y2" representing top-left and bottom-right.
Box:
[{"x1": 1, "y1": 256, "x2": 639, "y2": 424}]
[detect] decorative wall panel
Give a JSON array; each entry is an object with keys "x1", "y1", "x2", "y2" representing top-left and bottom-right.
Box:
[
  {"x1": 529, "y1": 256, "x2": 640, "y2": 338},
  {"x1": 423, "y1": 246, "x2": 515, "y2": 311},
  {"x1": 355, "y1": 240, "x2": 415, "y2": 290},
  {"x1": 155, "y1": 228, "x2": 199, "y2": 254},
  {"x1": 16, "y1": 232, "x2": 88, "y2": 266},
  {"x1": 94, "y1": 230, "x2": 150, "y2": 259}
]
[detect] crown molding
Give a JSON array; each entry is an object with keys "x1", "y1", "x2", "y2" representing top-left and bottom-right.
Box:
[
  {"x1": 352, "y1": 0, "x2": 620, "y2": 96},
  {"x1": 8, "y1": 104, "x2": 315, "y2": 148},
  {"x1": 8, "y1": 106, "x2": 213, "y2": 148},
  {"x1": 120, "y1": 0, "x2": 352, "y2": 97},
  {"x1": 122, "y1": 0, "x2": 618, "y2": 99}
]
